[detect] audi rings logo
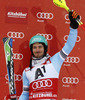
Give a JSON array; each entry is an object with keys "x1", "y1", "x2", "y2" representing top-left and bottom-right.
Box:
[
  {"x1": 7, "y1": 31, "x2": 24, "y2": 39},
  {"x1": 13, "y1": 53, "x2": 23, "y2": 60},
  {"x1": 37, "y1": 12, "x2": 54, "y2": 19},
  {"x1": 32, "y1": 79, "x2": 52, "y2": 89},
  {"x1": 37, "y1": 33, "x2": 53, "y2": 40},
  {"x1": 62, "y1": 77, "x2": 79, "y2": 84},
  {"x1": 64, "y1": 57, "x2": 80, "y2": 63},
  {"x1": 5, "y1": 74, "x2": 22, "y2": 82},
  {"x1": 64, "y1": 35, "x2": 81, "y2": 42}
]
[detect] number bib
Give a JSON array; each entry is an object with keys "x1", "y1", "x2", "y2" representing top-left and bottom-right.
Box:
[{"x1": 25, "y1": 61, "x2": 59, "y2": 100}]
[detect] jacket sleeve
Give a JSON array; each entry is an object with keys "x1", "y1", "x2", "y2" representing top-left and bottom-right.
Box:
[
  {"x1": 50, "y1": 27, "x2": 78, "y2": 74},
  {"x1": 19, "y1": 70, "x2": 29, "y2": 100}
]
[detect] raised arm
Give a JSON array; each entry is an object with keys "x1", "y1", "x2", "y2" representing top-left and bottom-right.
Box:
[{"x1": 50, "y1": 11, "x2": 80, "y2": 74}]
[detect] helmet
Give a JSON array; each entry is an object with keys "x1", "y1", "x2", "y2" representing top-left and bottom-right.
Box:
[
  {"x1": 29, "y1": 35, "x2": 48, "y2": 56},
  {"x1": 29, "y1": 35, "x2": 48, "y2": 48}
]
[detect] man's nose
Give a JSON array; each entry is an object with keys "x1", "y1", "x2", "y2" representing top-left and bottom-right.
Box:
[{"x1": 36, "y1": 47, "x2": 40, "y2": 52}]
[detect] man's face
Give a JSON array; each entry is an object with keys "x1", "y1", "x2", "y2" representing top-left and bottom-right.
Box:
[{"x1": 32, "y1": 43, "x2": 44, "y2": 58}]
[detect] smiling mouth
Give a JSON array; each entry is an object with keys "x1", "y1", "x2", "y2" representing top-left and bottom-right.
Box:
[{"x1": 36, "y1": 52, "x2": 41, "y2": 54}]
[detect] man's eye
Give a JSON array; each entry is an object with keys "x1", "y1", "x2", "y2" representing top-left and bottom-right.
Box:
[
  {"x1": 39, "y1": 46, "x2": 42, "y2": 48},
  {"x1": 33, "y1": 47, "x2": 37, "y2": 49}
]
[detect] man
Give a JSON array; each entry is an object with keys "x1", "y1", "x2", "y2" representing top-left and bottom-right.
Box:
[{"x1": 19, "y1": 11, "x2": 80, "y2": 100}]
